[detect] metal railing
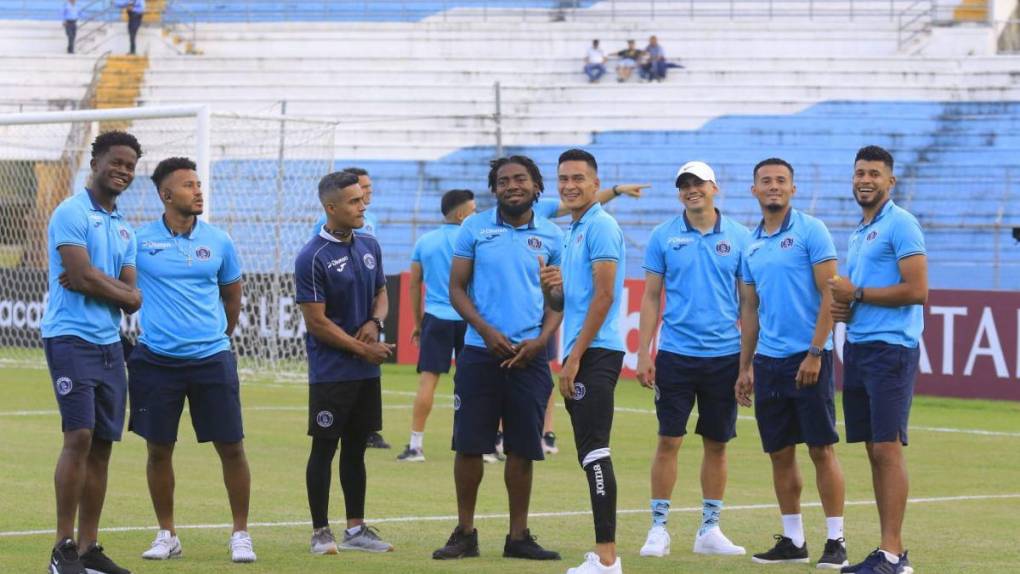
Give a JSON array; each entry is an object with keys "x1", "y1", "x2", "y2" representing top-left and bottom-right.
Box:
[{"x1": 158, "y1": 0, "x2": 972, "y2": 24}]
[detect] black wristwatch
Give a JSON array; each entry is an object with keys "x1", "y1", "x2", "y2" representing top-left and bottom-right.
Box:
[
  {"x1": 808, "y1": 345, "x2": 823, "y2": 358},
  {"x1": 370, "y1": 318, "x2": 384, "y2": 331},
  {"x1": 612, "y1": 184, "x2": 621, "y2": 196},
  {"x1": 853, "y1": 287, "x2": 865, "y2": 303}
]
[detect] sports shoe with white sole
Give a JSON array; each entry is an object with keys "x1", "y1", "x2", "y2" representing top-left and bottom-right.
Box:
[
  {"x1": 752, "y1": 535, "x2": 809, "y2": 564},
  {"x1": 482, "y1": 452, "x2": 505, "y2": 464},
  {"x1": 339, "y1": 525, "x2": 393, "y2": 552},
  {"x1": 542, "y1": 432, "x2": 559, "y2": 455},
  {"x1": 396, "y1": 444, "x2": 425, "y2": 462},
  {"x1": 141, "y1": 530, "x2": 182, "y2": 560},
  {"x1": 310, "y1": 527, "x2": 338, "y2": 555},
  {"x1": 80, "y1": 543, "x2": 130, "y2": 574},
  {"x1": 693, "y1": 526, "x2": 745, "y2": 555},
  {"x1": 229, "y1": 531, "x2": 256, "y2": 563},
  {"x1": 639, "y1": 525, "x2": 670, "y2": 557},
  {"x1": 566, "y1": 552, "x2": 623, "y2": 574},
  {"x1": 817, "y1": 538, "x2": 849, "y2": 570}
]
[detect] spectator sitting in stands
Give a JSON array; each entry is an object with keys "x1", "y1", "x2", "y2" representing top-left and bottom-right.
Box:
[
  {"x1": 640, "y1": 35, "x2": 668, "y2": 82},
  {"x1": 615, "y1": 39, "x2": 642, "y2": 83},
  {"x1": 584, "y1": 39, "x2": 607, "y2": 83}
]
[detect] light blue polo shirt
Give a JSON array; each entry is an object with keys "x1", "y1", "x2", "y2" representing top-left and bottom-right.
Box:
[
  {"x1": 643, "y1": 210, "x2": 751, "y2": 357},
  {"x1": 742, "y1": 208, "x2": 837, "y2": 358},
  {"x1": 561, "y1": 203, "x2": 625, "y2": 357},
  {"x1": 534, "y1": 197, "x2": 560, "y2": 219},
  {"x1": 134, "y1": 218, "x2": 242, "y2": 359},
  {"x1": 410, "y1": 223, "x2": 461, "y2": 321},
  {"x1": 453, "y1": 207, "x2": 563, "y2": 348},
  {"x1": 42, "y1": 189, "x2": 137, "y2": 345},
  {"x1": 312, "y1": 210, "x2": 378, "y2": 237},
  {"x1": 846, "y1": 200, "x2": 926, "y2": 348}
]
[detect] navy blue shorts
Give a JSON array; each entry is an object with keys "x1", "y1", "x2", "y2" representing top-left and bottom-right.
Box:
[
  {"x1": 452, "y1": 345, "x2": 552, "y2": 461},
  {"x1": 565, "y1": 348, "x2": 624, "y2": 467},
  {"x1": 43, "y1": 335, "x2": 127, "y2": 442},
  {"x1": 842, "y1": 341, "x2": 918, "y2": 445},
  {"x1": 545, "y1": 328, "x2": 560, "y2": 362},
  {"x1": 417, "y1": 313, "x2": 466, "y2": 374},
  {"x1": 653, "y1": 351, "x2": 739, "y2": 443},
  {"x1": 307, "y1": 378, "x2": 383, "y2": 439},
  {"x1": 753, "y1": 351, "x2": 839, "y2": 453},
  {"x1": 128, "y1": 344, "x2": 244, "y2": 444}
]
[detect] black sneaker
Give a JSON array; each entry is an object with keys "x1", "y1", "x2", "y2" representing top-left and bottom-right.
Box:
[
  {"x1": 752, "y1": 535, "x2": 809, "y2": 564},
  {"x1": 432, "y1": 526, "x2": 479, "y2": 559},
  {"x1": 365, "y1": 432, "x2": 391, "y2": 449},
  {"x1": 395, "y1": 444, "x2": 425, "y2": 462},
  {"x1": 49, "y1": 538, "x2": 85, "y2": 574},
  {"x1": 80, "y1": 543, "x2": 131, "y2": 574},
  {"x1": 503, "y1": 529, "x2": 560, "y2": 560},
  {"x1": 841, "y1": 548, "x2": 910, "y2": 574},
  {"x1": 818, "y1": 538, "x2": 849, "y2": 570}
]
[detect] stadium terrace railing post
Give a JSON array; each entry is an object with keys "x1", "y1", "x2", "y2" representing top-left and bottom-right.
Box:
[{"x1": 493, "y1": 81, "x2": 503, "y2": 158}]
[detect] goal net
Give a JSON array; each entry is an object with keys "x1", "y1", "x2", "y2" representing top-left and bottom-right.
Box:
[{"x1": 0, "y1": 106, "x2": 337, "y2": 380}]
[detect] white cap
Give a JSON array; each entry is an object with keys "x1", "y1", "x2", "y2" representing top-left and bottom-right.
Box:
[{"x1": 675, "y1": 161, "x2": 717, "y2": 187}]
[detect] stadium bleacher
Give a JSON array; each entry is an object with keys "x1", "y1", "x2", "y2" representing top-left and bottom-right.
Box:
[{"x1": 1, "y1": 0, "x2": 1019, "y2": 289}]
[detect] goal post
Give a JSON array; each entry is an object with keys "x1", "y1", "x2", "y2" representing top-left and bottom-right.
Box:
[{"x1": 0, "y1": 105, "x2": 339, "y2": 379}]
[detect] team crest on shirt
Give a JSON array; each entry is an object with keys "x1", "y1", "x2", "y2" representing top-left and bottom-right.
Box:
[
  {"x1": 667, "y1": 237, "x2": 693, "y2": 251},
  {"x1": 780, "y1": 237, "x2": 795, "y2": 249},
  {"x1": 866, "y1": 230, "x2": 879, "y2": 242},
  {"x1": 118, "y1": 228, "x2": 131, "y2": 241},
  {"x1": 453, "y1": 394, "x2": 462, "y2": 411},
  {"x1": 715, "y1": 240, "x2": 732, "y2": 256},
  {"x1": 363, "y1": 253, "x2": 377, "y2": 270},
  {"x1": 316, "y1": 410, "x2": 334, "y2": 428},
  {"x1": 572, "y1": 382, "x2": 586, "y2": 401},
  {"x1": 527, "y1": 236, "x2": 543, "y2": 250},
  {"x1": 195, "y1": 246, "x2": 212, "y2": 261},
  {"x1": 55, "y1": 376, "x2": 73, "y2": 396}
]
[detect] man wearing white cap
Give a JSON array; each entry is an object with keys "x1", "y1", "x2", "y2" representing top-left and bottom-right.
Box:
[{"x1": 635, "y1": 161, "x2": 751, "y2": 558}]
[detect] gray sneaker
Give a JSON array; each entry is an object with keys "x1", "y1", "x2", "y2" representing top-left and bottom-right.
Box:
[
  {"x1": 339, "y1": 525, "x2": 393, "y2": 553},
  {"x1": 310, "y1": 527, "x2": 338, "y2": 555}
]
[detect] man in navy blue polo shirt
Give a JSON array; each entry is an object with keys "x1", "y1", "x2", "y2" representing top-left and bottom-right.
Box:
[
  {"x1": 129, "y1": 157, "x2": 255, "y2": 563},
  {"x1": 736, "y1": 158, "x2": 848, "y2": 569},
  {"x1": 310, "y1": 167, "x2": 389, "y2": 450},
  {"x1": 42, "y1": 131, "x2": 143, "y2": 574},
  {"x1": 296, "y1": 171, "x2": 396, "y2": 556},
  {"x1": 397, "y1": 189, "x2": 476, "y2": 462},
  {"x1": 827, "y1": 146, "x2": 926, "y2": 574},
  {"x1": 541, "y1": 149, "x2": 626, "y2": 574},
  {"x1": 432, "y1": 155, "x2": 563, "y2": 562},
  {"x1": 635, "y1": 161, "x2": 749, "y2": 560}
]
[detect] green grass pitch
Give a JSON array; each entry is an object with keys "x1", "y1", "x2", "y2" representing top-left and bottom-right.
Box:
[{"x1": 2, "y1": 363, "x2": 1019, "y2": 572}]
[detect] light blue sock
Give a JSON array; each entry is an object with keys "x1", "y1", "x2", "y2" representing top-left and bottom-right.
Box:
[
  {"x1": 699, "y1": 499, "x2": 723, "y2": 535},
  {"x1": 651, "y1": 499, "x2": 670, "y2": 528}
]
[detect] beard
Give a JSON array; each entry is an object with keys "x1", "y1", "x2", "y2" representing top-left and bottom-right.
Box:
[
  {"x1": 854, "y1": 188, "x2": 887, "y2": 208},
  {"x1": 498, "y1": 197, "x2": 534, "y2": 218},
  {"x1": 764, "y1": 203, "x2": 784, "y2": 213}
]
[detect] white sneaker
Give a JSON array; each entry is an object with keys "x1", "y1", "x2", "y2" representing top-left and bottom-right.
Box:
[
  {"x1": 141, "y1": 529, "x2": 182, "y2": 560},
  {"x1": 566, "y1": 552, "x2": 623, "y2": 573},
  {"x1": 693, "y1": 526, "x2": 745, "y2": 555},
  {"x1": 639, "y1": 525, "x2": 670, "y2": 557},
  {"x1": 482, "y1": 452, "x2": 504, "y2": 464},
  {"x1": 229, "y1": 530, "x2": 256, "y2": 563}
]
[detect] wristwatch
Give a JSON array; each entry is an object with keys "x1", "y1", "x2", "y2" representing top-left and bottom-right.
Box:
[
  {"x1": 612, "y1": 184, "x2": 621, "y2": 196},
  {"x1": 370, "y1": 318, "x2": 384, "y2": 331},
  {"x1": 808, "y1": 345, "x2": 823, "y2": 358},
  {"x1": 853, "y1": 287, "x2": 865, "y2": 303}
]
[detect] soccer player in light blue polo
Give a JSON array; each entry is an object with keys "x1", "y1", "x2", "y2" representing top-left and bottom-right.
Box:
[
  {"x1": 542, "y1": 149, "x2": 626, "y2": 574},
  {"x1": 735, "y1": 158, "x2": 848, "y2": 569},
  {"x1": 534, "y1": 181, "x2": 646, "y2": 456},
  {"x1": 827, "y1": 146, "x2": 926, "y2": 574},
  {"x1": 397, "y1": 189, "x2": 476, "y2": 462},
  {"x1": 433, "y1": 155, "x2": 563, "y2": 561},
  {"x1": 636, "y1": 161, "x2": 750, "y2": 560},
  {"x1": 128, "y1": 157, "x2": 256, "y2": 563},
  {"x1": 42, "y1": 131, "x2": 143, "y2": 574}
]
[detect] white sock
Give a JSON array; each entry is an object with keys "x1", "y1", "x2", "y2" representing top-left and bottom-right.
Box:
[
  {"x1": 345, "y1": 525, "x2": 363, "y2": 536},
  {"x1": 410, "y1": 431, "x2": 424, "y2": 450},
  {"x1": 826, "y1": 516, "x2": 844, "y2": 541},
  {"x1": 781, "y1": 514, "x2": 805, "y2": 548},
  {"x1": 880, "y1": 549, "x2": 900, "y2": 564}
]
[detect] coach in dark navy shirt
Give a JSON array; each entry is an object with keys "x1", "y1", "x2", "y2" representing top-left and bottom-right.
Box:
[{"x1": 294, "y1": 171, "x2": 396, "y2": 555}]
